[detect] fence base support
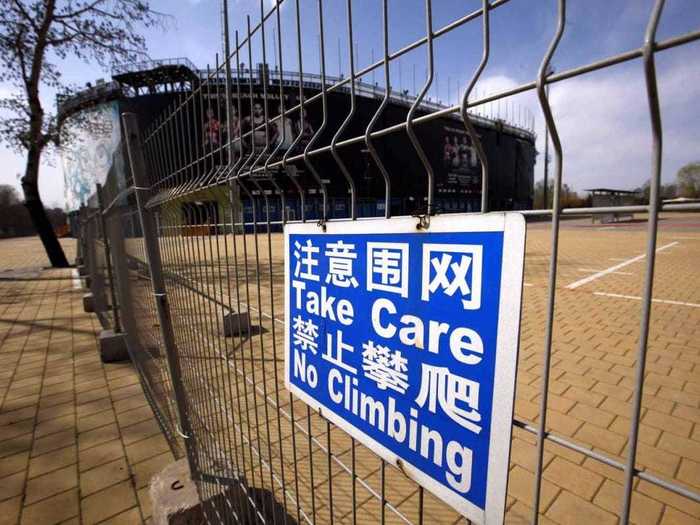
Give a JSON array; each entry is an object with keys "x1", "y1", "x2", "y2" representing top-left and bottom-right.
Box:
[
  {"x1": 98, "y1": 330, "x2": 129, "y2": 363},
  {"x1": 150, "y1": 459, "x2": 203, "y2": 525},
  {"x1": 82, "y1": 293, "x2": 94, "y2": 313},
  {"x1": 150, "y1": 459, "x2": 294, "y2": 525},
  {"x1": 223, "y1": 311, "x2": 251, "y2": 338}
]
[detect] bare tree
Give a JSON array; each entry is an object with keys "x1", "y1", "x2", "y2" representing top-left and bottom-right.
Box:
[
  {"x1": 676, "y1": 161, "x2": 700, "y2": 198},
  {"x1": 0, "y1": 0, "x2": 163, "y2": 267}
]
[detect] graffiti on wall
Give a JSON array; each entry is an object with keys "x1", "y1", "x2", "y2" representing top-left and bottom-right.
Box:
[{"x1": 60, "y1": 101, "x2": 121, "y2": 211}]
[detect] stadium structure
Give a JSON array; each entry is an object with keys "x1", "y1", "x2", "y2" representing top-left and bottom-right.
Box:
[{"x1": 58, "y1": 58, "x2": 537, "y2": 222}]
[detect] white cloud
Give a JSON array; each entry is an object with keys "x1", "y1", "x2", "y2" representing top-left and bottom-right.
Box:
[
  {"x1": 477, "y1": 47, "x2": 700, "y2": 193},
  {"x1": 476, "y1": 74, "x2": 520, "y2": 97}
]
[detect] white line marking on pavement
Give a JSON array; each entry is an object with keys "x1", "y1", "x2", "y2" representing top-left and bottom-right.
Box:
[
  {"x1": 566, "y1": 241, "x2": 679, "y2": 290},
  {"x1": 577, "y1": 268, "x2": 633, "y2": 276},
  {"x1": 523, "y1": 283, "x2": 533, "y2": 287},
  {"x1": 593, "y1": 292, "x2": 700, "y2": 308}
]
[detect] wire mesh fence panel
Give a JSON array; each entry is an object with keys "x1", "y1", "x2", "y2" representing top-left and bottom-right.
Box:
[
  {"x1": 93, "y1": 178, "x2": 187, "y2": 458},
  {"x1": 94, "y1": 0, "x2": 700, "y2": 523},
  {"x1": 80, "y1": 205, "x2": 112, "y2": 327}
]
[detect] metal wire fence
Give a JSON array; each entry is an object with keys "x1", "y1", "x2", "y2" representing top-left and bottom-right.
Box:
[
  {"x1": 78, "y1": 185, "x2": 186, "y2": 458},
  {"x1": 77, "y1": 0, "x2": 700, "y2": 523}
]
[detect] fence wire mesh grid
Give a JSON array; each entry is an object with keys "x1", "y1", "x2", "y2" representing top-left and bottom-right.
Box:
[{"x1": 77, "y1": 0, "x2": 700, "y2": 523}]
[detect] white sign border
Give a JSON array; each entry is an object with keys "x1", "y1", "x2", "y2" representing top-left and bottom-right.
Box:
[{"x1": 284, "y1": 212, "x2": 526, "y2": 524}]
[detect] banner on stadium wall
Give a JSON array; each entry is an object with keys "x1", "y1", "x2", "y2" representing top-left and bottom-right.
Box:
[
  {"x1": 60, "y1": 101, "x2": 121, "y2": 211},
  {"x1": 284, "y1": 213, "x2": 526, "y2": 523}
]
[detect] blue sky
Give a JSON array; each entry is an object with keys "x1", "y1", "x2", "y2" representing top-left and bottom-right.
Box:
[{"x1": 1, "y1": 0, "x2": 699, "y2": 207}]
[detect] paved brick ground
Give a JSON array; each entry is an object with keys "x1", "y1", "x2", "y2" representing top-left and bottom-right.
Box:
[
  {"x1": 0, "y1": 238, "x2": 77, "y2": 272},
  {"x1": 2, "y1": 215, "x2": 699, "y2": 525},
  {"x1": 502, "y1": 215, "x2": 700, "y2": 524},
  {"x1": 0, "y1": 238, "x2": 173, "y2": 525}
]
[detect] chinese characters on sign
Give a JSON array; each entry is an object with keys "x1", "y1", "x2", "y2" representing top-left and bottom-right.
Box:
[{"x1": 285, "y1": 214, "x2": 526, "y2": 523}]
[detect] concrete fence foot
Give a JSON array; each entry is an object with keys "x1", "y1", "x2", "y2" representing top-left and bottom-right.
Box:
[
  {"x1": 150, "y1": 459, "x2": 296, "y2": 524},
  {"x1": 98, "y1": 330, "x2": 129, "y2": 363},
  {"x1": 150, "y1": 459, "x2": 203, "y2": 525},
  {"x1": 223, "y1": 311, "x2": 250, "y2": 337},
  {"x1": 82, "y1": 293, "x2": 94, "y2": 313}
]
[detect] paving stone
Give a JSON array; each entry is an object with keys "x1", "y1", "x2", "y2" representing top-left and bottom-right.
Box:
[
  {"x1": 0, "y1": 418, "x2": 35, "y2": 441},
  {"x1": 657, "y1": 432, "x2": 700, "y2": 463},
  {"x1": 637, "y1": 480, "x2": 700, "y2": 517},
  {"x1": 115, "y1": 404, "x2": 156, "y2": 429},
  {"x1": 120, "y1": 419, "x2": 161, "y2": 446},
  {"x1": 75, "y1": 397, "x2": 113, "y2": 418},
  {"x1": 80, "y1": 457, "x2": 131, "y2": 496},
  {"x1": 34, "y1": 414, "x2": 75, "y2": 439},
  {"x1": 574, "y1": 422, "x2": 628, "y2": 456},
  {"x1": 643, "y1": 409, "x2": 694, "y2": 438},
  {"x1": 660, "y1": 506, "x2": 700, "y2": 525},
  {"x1": 110, "y1": 383, "x2": 144, "y2": 401},
  {"x1": 78, "y1": 438, "x2": 125, "y2": 472},
  {"x1": 546, "y1": 490, "x2": 618, "y2": 525},
  {"x1": 24, "y1": 464, "x2": 78, "y2": 505},
  {"x1": 38, "y1": 391, "x2": 74, "y2": 409},
  {"x1": 0, "y1": 495, "x2": 22, "y2": 525},
  {"x1": 0, "y1": 432, "x2": 33, "y2": 459},
  {"x1": 0, "y1": 450, "x2": 29, "y2": 477},
  {"x1": 35, "y1": 401, "x2": 75, "y2": 423},
  {"x1": 131, "y1": 451, "x2": 173, "y2": 489},
  {"x1": 99, "y1": 507, "x2": 143, "y2": 525},
  {"x1": 80, "y1": 479, "x2": 137, "y2": 525},
  {"x1": 113, "y1": 394, "x2": 149, "y2": 414},
  {"x1": 78, "y1": 422, "x2": 120, "y2": 451},
  {"x1": 569, "y1": 402, "x2": 616, "y2": 429},
  {"x1": 19, "y1": 489, "x2": 79, "y2": 525},
  {"x1": 0, "y1": 471, "x2": 25, "y2": 501},
  {"x1": 543, "y1": 457, "x2": 604, "y2": 501},
  {"x1": 124, "y1": 433, "x2": 170, "y2": 465},
  {"x1": 75, "y1": 387, "x2": 110, "y2": 405},
  {"x1": 137, "y1": 486, "x2": 153, "y2": 519},
  {"x1": 76, "y1": 409, "x2": 116, "y2": 433},
  {"x1": 593, "y1": 479, "x2": 664, "y2": 525},
  {"x1": 27, "y1": 444, "x2": 77, "y2": 478},
  {"x1": 31, "y1": 429, "x2": 76, "y2": 457},
  {"x1": 0, "y1": 405, "x2": 36, "y2": 426},
  {"x1": 677, "y1": 458, "x2": 700, "y2": 490},
  {"x1": 506, "y1": 465, "x2": 560, "y2": 511},
  {"x1": 633, "y1": 441, "x2": 682, "y2": 478}
]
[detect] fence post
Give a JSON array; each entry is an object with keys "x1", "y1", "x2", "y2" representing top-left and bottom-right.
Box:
[
  {"x1": 81, "y1": 206, "x2": 97, "y2": 313},
  {"x1": 121, "y1": 111, "x2": 198, "y2": 473},
  {"x1": 96, "y1": 183, "x2": 122, "y2": 333}
]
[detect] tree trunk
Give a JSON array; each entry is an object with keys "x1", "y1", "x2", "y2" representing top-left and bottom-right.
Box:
[{"x1": 21, "y1": 145, "x2": 70, "y2": 268}]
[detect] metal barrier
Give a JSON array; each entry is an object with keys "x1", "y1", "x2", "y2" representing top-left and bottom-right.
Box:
[
  {"x1": 75, "y1": 0, "x2": 700, "y2": 523},
  {"x1": 78, "y1": 182, "x2": 186, "y2": 459}
]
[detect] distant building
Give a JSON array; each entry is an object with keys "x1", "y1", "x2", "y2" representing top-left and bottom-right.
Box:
[{"x1": 58, "y1": 58, "x2": 536, "y2": 220}]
